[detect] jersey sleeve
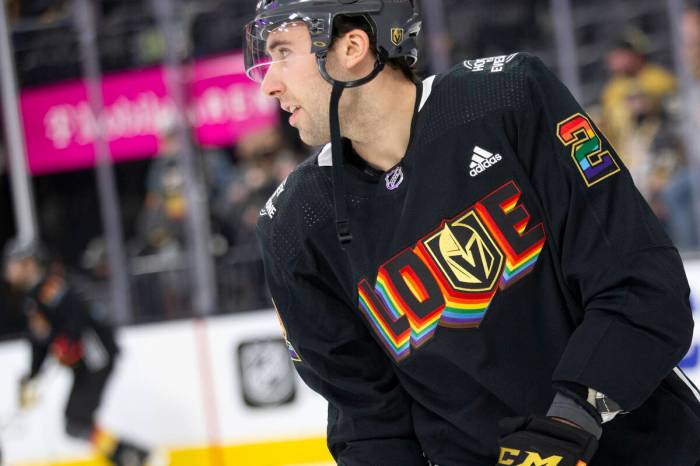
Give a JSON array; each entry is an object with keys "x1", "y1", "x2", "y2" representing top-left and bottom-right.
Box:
[
  {"x1": 258, "y1": 230, "x2": 426, "y2": 466},
  {"x1": 514, "y1": 55, "x2": 694, "y2": 411},
  {"x1": 55, "y1": 290, "x2": 91, "y2": 342}
]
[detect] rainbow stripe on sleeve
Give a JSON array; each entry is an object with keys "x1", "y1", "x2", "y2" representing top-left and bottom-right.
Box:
[{"x1": 358, "y1": 282, "x2": 411, "y2": 360}]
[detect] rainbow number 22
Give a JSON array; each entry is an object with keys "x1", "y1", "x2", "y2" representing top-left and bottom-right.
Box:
[{"x1": 557, "y1": 113, "x2": 621, "y2": 187}]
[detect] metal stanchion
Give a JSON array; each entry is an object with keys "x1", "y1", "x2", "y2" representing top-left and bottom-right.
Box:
[
  {"x1": 73, "y1": 0, "x2": 133, "y2": 324},
  {"x1": 550, "y1": 0, "x2": 582, "y2": 101},
  {"x1": 0, "y1": 0, "x2": 38, "y2": 245},
  {"x1": 150, "y1": 0, "x2": 217, "y2": 316}
]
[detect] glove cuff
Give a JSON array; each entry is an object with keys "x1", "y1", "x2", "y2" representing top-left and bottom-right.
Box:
[
  {"x1": 547, "y1": 392, "x2": 602, "y2": 439},
  {"x1": 526, "y1": 416, "x2": 599, "y2": 460}
]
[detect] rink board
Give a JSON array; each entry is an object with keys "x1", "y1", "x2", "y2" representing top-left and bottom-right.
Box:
[
  {"x1": 0, "y1": 313, "x2": 332, "y2": 466},
  {"x1": 16, "y1": 437, "x2": 333, "y2": 466},
  {"x1": 1, "y1": 259, "x2": 699, "y2": 466}
]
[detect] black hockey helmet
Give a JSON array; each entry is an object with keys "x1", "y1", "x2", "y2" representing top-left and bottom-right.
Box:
[{"x1": 244, "y1": 0, "x2": 422, "y2": 86}]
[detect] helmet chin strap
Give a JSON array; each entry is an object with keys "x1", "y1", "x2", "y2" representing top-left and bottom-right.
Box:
[{"x1": 317, "y1": 54, "x2": 386, "y2": 245}]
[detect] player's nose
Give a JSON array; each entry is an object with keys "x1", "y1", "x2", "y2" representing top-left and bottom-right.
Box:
[{"x1": 261, "y1": 65, "x2": 284, "y2": 98}]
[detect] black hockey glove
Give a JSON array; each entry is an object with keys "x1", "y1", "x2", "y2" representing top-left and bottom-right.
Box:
[{"x1": 496, "y1": 416, "x2": 598, "y2": 466}]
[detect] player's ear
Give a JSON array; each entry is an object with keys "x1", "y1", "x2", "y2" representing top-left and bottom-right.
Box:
[{"x1": 339, "y1": 28, "x2": 373, "y2": 72}]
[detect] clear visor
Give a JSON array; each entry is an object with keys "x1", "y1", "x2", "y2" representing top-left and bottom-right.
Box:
[{"x1": 244, "y1": 16, "x2": 316, "y2": 83}]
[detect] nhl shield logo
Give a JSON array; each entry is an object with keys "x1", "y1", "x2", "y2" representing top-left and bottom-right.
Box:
[
  {"x1": 385, "y1": 166, "x2": 404, "y2": 190},
  {"x1": 422, "y1": 211, "x2": 504, "y2": 293},
  {"x1": 391, "y1": 28, "x2": 405, "y2": 46}
]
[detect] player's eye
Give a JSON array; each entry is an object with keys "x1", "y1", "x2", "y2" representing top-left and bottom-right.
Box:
[{"x1": 278, "y1": 47, "x2": 291, "y2": 59}]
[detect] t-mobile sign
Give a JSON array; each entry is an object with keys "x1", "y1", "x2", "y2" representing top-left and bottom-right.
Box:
[{"x1": 20, "y1": 53, "x2": 276, "y2": 175}]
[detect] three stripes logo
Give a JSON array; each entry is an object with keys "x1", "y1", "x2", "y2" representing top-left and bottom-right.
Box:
[{"x1": 469, "y1": 146, "x2": 503, "y2": 178}]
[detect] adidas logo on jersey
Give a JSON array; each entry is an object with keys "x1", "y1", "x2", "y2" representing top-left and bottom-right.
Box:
[{"x1": 469, "y1": 146, "x2": 502, "y2": 177}]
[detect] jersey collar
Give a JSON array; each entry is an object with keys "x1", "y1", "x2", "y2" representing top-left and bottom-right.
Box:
[{"x1": 317, "y1": 74, "x2": 437, "y2": 168}]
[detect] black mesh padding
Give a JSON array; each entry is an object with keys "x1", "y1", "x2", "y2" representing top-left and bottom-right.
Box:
[
  {"x1": 415, "y1": 55, "x2": 529, "y2": 150},
  {"x1": 347, "y1": 193, "x2": 371, "y2": 209},
  {"x1": 264, "y1": 157, "x2": 334, "y2": 267}
]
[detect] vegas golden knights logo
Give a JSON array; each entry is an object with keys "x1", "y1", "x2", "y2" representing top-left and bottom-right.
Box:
[
  {"x1": 391, "y1": 27, "x2": 405, "y2": 46},
  {"x1": 423, "y1": 211, "x2": 504, "y2": 293},
  {"x1": 356, "y1": 180, "x2": 546, "y2": 361}
]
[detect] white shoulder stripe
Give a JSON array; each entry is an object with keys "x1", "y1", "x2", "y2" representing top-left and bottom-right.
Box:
[
  {"x1": 419, "y1": 75, "x2": 436, "y2": 112},
  {"x1": 317, "y1": 143, "x2": 333, "y2": 167},
  {"x1": 674, "y1": 367, "x2": 700, "y2": 402},
  {"x1": 317, "y1": 75, "x2": 436, "y2": 168}
]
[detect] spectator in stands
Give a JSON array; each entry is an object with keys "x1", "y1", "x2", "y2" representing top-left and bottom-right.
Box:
[
  {"x1": 598, "y1": 35, "x2": 700, "y2": 250},
  {"x1": 659, "y1": 2, "x2": 700, "y2": 250},
  {"x1": 132, "y1": 131, "x2": 193, "y2": 320},
  {"x1": 684, "y1": 2, "x2": 700, "y2": 83},
  {"x1": 601, "y1": 38, "x2": 677, "y2": 150},
  {"x1": 216, "y1": 125, "x2": 299, "y2": 248},
  {"x1": 212, "y1": 125, "x2": 301, "y2": 311},
  {"x1": 136, "y1": 131, "x2": 188, "y2": 256},
  {"x1": 136, "y1": 130, "x2": 235, "y2": 257},
  {"x1": 612, "y1": 86, "x2": 685, "y2": 216}
]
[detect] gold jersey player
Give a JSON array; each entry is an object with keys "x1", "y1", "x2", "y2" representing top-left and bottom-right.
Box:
[{"x1": 245, "y1": 1, "x2": 700, "y2": 464}]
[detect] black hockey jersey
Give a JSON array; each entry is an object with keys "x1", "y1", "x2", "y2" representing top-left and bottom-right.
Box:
[
  {"x1": 257, "y1": 53, "x2": 700, "y2": 465},
  {"x1": 25, "y1": 273, "x2": 119, "y2": 378}
]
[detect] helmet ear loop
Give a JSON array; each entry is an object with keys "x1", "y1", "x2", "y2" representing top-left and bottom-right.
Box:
[{"x1": 315, "y1": 51, "x2": 385, "y2": 89}]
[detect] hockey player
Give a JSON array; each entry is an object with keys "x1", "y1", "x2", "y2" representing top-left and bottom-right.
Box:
[
  {"x1": 2, "y1": 239, "x2": 149, "y2": 466},
  {"x1": 247, "y1": 1, "x2": 700, "y2": 464}
]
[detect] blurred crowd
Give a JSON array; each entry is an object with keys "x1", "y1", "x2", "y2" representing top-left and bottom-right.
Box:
[
  {"x1": 595, "y1": 8, "x2": 700, "y2": 250},
  {"x1": 5, "y1": 0, "x2": 254, "y2": 87},
  {"x1": 127, "y1": 121, "x2": 305, "y2": 320},
  {"x1": 0, "y1": 116, "x2": 306, "y2": 334},
  {"x1": 3, "y1": 0, "x2": 700, "y2": 333}
]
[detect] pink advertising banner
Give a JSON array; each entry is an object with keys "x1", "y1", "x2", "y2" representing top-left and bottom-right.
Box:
[{"x1": 20, "y1": 53, "x2": 277, "y2": 175}]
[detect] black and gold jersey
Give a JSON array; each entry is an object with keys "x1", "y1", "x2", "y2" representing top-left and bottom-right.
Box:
[
  {"x1": 257, "y1": 53, "x2": 700, "y2": 465},
  {"x1": 26, "y1": 273, "x2": 119, "y2": 377}
]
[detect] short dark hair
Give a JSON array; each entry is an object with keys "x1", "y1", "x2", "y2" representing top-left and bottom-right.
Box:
[{"x1": 331, "y1": 15, "x2": 418, "y2": 83}]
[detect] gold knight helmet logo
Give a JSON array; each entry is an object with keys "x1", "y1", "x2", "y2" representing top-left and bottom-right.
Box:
[
  {"x1": 391, "y1": 27, "x2": 405, "y2": 46},
  {"x1": 423, "y1": 211, "x2": 504, "y2": 293}
]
